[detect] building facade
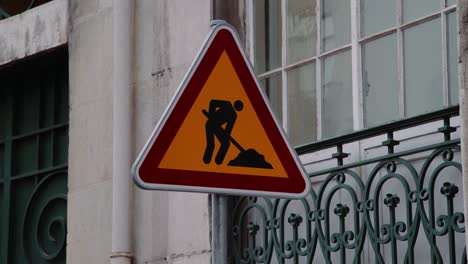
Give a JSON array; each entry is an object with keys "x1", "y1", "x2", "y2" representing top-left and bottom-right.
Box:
[{"x1": 0, "y1": 0, "x2": 467, "y2": 263}]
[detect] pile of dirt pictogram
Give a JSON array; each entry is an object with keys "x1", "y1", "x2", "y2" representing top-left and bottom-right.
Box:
[{"x1": 228, "y1": 148, "x2": 273, "y2": 169}]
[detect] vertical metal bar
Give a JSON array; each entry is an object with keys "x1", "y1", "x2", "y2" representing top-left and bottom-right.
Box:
[
  {"x1": 209, "y1": 20, "x2": 231, "y2": 264},
  {"x1": 447, "y1": 196, "x2": 456, "y2": 264},
  {"x1": 211, "y1": 194, "x2": 219, "y2": 262},
  {"x1": 212, "y1": 194, "x2": 228, "y2": 263},
  {"x1": 1, "y1": 83, "x2": 13, "y2": 263},
  {"x1": 389, "y1": 206, "x2": 397, "y2": 264},
  {"x1": 220, "y1": 195, "x2": 228, "y2": 262},
  {"x1": 339, "y1": 214, "x2": 346, "y2": 264}
]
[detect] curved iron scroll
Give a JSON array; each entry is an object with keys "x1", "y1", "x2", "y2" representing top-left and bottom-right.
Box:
[
  {"x1": 22, "y1": 171, "x2": 67, "y2": 263},
  {"x1": 231, "y1": 109, "x2": 466, "y2": 263},
  {"x1": 231, "y1": 146, "x2": 466, "y2": 263}
]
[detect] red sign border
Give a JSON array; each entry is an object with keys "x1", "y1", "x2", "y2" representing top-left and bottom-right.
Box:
[{"x1": 132, "y1": 24, "x2": 311, "y2": 198}]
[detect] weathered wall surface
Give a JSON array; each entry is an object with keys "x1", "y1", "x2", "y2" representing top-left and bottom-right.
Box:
[
  {"x1": 0, "y1": 0, "x2": 67, "y2": 65},
  {"x1": 132, "y1": 1, "x2": 212, "y2": 263},
  {"x1": 3, "y1": 0, "x2": 215, "y2": 262},
  {"x1": 67, "y1": 0, "x2": 114, "y2": 262}
]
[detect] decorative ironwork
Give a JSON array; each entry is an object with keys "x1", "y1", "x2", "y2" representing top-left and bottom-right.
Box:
[
  {"x1": 230, "y1": 106, "x2": 466, "y2": 263},
  {"x1": 22, "y1": 171, "x2": 67, "y2": 263},
  {"x1": 0, "y1": 50, "x2": 68, "y2": 263}
]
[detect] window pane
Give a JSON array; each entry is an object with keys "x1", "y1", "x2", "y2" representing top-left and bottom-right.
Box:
[
  {"x1": 287, "y1": 0, "x2": 316, "y2": 63},
  {"x1": 447, "y1": 0, "x2": 456, "y2": 6},
  {"x1": 322, "y1": 51, "x2": 353, "y2": 138},
  {"x1": 321, "y1": 0, "x2": 351, "y2": 52},
  {"x1": 363, "y1": 34, "x2": 399, "y2": 127},
  {"x1": 261, "y1": 74, "x2": 283, "y2": 123},
  {"x1": 448, "y1": 12, "x2": 459, "y2": 105},
  {"x1": 255, "y1": 0, "x2": 282, "y2": 73},
  {"x1": 404, "y1": 18, "x2": 443, "y2": 116},
  {"x1": 287, "y1": 63, "x2": 316, "y2": 146},
  {"x1": 403, "y1": 0, "x2": 439, "y2": 22},
  {"x1": 361, "y1": 0, "x2": 396, "y2": 36}
]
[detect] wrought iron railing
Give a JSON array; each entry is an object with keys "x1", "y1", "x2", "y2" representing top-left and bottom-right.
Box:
[
  {"x1": 230, "y1": 106, "x2": 466, "y2": 263},
  {"x1": 0, "y1": 0, "x2": 52, "y2": 20}
]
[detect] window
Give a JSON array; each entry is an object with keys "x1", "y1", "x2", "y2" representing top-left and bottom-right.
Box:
[
  {"x1": 0, "y1": 50, "x2": 68, "y2": 263},
  {"x1": 250, "y1": 0, "x2": 458, "y2": 145}
]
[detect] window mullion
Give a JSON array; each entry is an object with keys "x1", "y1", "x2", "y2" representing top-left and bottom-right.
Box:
[
  {"x1": 397, "y1": 0, "x2": 405, "y2": 118},
  {"x1": 248, "y1": 0, "x2": 255, "y2": 64},
  {"x1": 281, "y1": 0, "x2": 288, "y2": 131},
  {"x1": 316, "y1": 0, "x2": 323, "y2": 140},
  {"x1": 441, "y1": 8, "x2": 449, "y2": 107},
  {"x1": 351, "y1": 0, "x2": 363, "y2": 130}
]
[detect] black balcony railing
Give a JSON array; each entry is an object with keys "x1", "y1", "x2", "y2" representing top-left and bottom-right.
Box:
[{"x1": 230, "y1": 106, "x2": 466, "y2": 263}]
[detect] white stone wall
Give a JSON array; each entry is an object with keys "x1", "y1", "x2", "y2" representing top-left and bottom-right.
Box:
[
  {"x1": 67, "y1": 0, "x2": 212, "y2": 263},
  {"x1": 67, "y1": 0, "x2": 114, "y2": 262},
  {"x1": 0, "y1": 0, "x2": 213, "y2": 262},
  {"x1": 132, "y1": 1, "x2": 212, "y2": 263},
  {"x1": 0, "y1": 0, "x2": 67, "y2": 65}
]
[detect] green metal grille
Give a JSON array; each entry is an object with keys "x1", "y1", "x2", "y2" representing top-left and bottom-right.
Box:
[
  {"x1": 0, "y1": 51, "x2": 68, "y2": 263},
  {"x1": 230, "y1": 107, "x2": 466, "y2": 263}
]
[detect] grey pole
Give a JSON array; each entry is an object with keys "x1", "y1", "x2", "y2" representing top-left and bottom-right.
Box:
[
  {"x1": 209, "y1": 19, "x2": 242, "y2": 263},
  {"x1": 212, "y1": 194, "x2": 228, "y2": 263},
  {"x1": 209, "y1": 20, "x2": 230, "y2": 264}
]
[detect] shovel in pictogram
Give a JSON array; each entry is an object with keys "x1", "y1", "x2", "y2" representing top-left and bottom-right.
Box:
[{"x1": 202, "y1": 108, "x2": 273, "y2": 169}]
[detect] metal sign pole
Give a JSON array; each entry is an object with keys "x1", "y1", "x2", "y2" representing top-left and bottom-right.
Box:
[
  {"x1": 210, "y1": 20, "x2": 229, "y2": 264},
  {"x1": 211, "y1": 194, "x2": 228, "y2": 263}
]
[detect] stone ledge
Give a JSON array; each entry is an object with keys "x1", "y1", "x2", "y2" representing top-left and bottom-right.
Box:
[{"x1": 0, "y1": 0, "x2": 68, "y2": 66}]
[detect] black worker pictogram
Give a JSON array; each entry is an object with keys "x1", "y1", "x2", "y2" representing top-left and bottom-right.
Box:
[{"x1": 202, "y1": 99, "x2": 273, "y2": 169}]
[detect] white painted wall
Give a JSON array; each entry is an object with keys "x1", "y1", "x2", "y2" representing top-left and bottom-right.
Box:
[
  {"x1": 67, "y1": 0, "x2": 212, "y2": 263},
  {"x1": 67, "y1": 0, "x2": 114, "y2": 262},
  {"x1": 0, "y1": 0, "x2": 67, "y2": 65},
  {"x1": 132, "y1": 1, "x2": 212, "y2": 263}
]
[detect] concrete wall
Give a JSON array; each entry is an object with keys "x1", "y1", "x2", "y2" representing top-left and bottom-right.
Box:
[
  {"x1": 67, "y1": 0, "x2": 114, "y2": 262},
  {"x1": 67, "y1": 0, "x2": 212, "y2": 263},
  {"x1": 0, "y1": 0, "x2": 214, "y2": 262},
  {"x1": 0, "y1": 0, "x2": 67, "y2": 65},
  {"x1": 132, "y1": 1, "x2": 212, "y2": 263}
]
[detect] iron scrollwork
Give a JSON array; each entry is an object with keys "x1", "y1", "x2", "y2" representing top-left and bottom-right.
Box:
[
  {"x1": 230, "y1": 109, "x2": 466, "y2": 263},
  {"x1": 22, "y1": 171, "x2": 67, "y2": 263}
]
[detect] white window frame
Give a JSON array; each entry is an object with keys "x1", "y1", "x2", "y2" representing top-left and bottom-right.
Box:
[{"x1": 247, "y1": 0, "x2": 458, "y2": 144}]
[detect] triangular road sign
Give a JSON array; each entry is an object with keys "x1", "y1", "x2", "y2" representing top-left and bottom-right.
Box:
[{"x1": 132, "y1": 22, "x2": 311, "y2": 198}]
